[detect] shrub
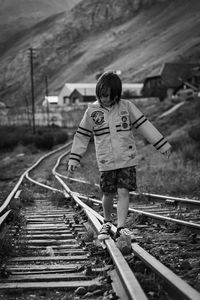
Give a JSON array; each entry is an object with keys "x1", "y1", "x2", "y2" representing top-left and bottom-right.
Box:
[
  {"x1": 182, "y1": 144, "x2": 200, "y2": 163},
  {"x1": 188, "y1": 124, "x2": 200, "y2": 143},
  {"x1": 21, "y1": 133, "x2": 35, "y2": 146},
  {"x1": 53, "y1": 131, "x2": 68, "y2": 145},
  {"x1": 0, "y1": 133, "x2": 18, "y2": 151},
  {"x1": 34, "y1": 132, "x2": 54, "y2": 150},
  {"x1": 122, "y1": 89, "x2": 137, "y2": 99},
  {"x1": 0, "y1": 125, "x2": 69, "y2": 152},
  {"x1": 169, "y1": 138, "x2": 185, "y2": 152}
]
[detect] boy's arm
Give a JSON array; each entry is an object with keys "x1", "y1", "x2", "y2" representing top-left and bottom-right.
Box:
[
  {"x1": 129, "y1": 101, "x2": 171, "y2": 154},
  {"x1": 68, "y1": 109, "x2": 93, "y2": 171}
]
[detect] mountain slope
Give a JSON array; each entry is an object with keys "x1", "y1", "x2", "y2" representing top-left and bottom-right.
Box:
[
  {"x1": 0, "y1": 0, "x2": 200, "y2": 106},
  {"x1": 0, "y1": 0, "x2": 81, "y2": 56}
]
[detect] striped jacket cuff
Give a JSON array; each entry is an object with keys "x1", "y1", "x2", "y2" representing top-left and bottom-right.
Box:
[
  {"x1": 153, "y1": 137, "x2": 169, "y2": 152},
  {"x1": 69, "y1": 152, "x2": 81, "y2": 163}
]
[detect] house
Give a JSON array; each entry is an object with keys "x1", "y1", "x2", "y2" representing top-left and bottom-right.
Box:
[
  {"x1": 58, "y1": 83, "x2": 96, "y2": 106},
  {"x1": 69, "y1": 87, "x2": 96, "y2": 105},
  {"x1": 141, "y1": 75, "x2": 166, "y2": 101},
  {"x1": 141, "y1": 63, "x2": 200, "y2": 101}
]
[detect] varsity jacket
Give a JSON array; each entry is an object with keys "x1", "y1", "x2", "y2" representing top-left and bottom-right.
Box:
[{"x1": 68, "y1": 99, "x2": 171, "y2": 171}]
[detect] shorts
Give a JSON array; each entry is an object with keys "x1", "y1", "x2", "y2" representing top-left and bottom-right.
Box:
[{"x1": 100, "y1": 166, "x2": 137, "y2": 194}]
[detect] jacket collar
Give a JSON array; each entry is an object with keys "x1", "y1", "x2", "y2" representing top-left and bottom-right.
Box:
[{"x1": 89, "y1": 100, "x2": 119, "y2": 112}]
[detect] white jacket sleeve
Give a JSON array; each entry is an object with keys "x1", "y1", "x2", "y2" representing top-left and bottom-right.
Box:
[
  {"x1": 68, "y1": 109, "x2": 93, "y2": 167},
  {"x1": 129, "y1": 101, "x2": 171, "y2": 153}
]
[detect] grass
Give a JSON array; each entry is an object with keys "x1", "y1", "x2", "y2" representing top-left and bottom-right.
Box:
[
  {"x1": 0, "y1": 203, "x2": 26, "y2": 267},
  {"x1": 137, "y1": 143, "x2": 200, "y2": 198},
  {"x1": 0, "y1": 125, "x2": 69, "y2": 152}
]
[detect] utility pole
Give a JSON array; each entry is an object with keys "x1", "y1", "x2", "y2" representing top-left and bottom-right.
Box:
[
  {"x1": 45, "y1": 75, "x2": 50, "y2": 127},
  {"x1": 24, "y1": 95, "x2": 31, "y2": 127},
  {"x1": 29, "y1": 48, "x2": 36, "y2": 134}
]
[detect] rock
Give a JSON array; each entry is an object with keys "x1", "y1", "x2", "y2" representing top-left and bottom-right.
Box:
[
  {"x1": 88, "y1": 284, "x2": 101, "y2": 292},
  {"x1": 116, "y1": 235, "x2": 132, "y2": 255},
  {"x1": 83, "y1": 292, "x2": 93, "y2": 298},
  {"x1": 74, "y1": 286, "x2": 87, "y2": 296},
  {"x1": 180, "y1": 260, "x2": 192, "y2": 270}
]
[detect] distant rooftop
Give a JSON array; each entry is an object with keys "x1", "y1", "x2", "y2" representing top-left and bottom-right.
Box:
[{"x1": 43, "y1": 96, "x2": 58, "y2": 106}]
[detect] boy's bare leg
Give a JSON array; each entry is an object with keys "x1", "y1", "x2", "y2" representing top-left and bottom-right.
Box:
[
  {"x1": 117, "y1": 188, "x2": 130, "y2": 228},
  {"x1": 102, "y1": 193, "x2": 114, "y2": 222}
]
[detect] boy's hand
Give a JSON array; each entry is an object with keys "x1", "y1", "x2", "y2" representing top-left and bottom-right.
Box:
[
  {"x1": 67, "y1": 164, "x2": 78, "y2": 177},
  {"x1": 163, "y1": 148, "x2": 171, "y2": 159}
]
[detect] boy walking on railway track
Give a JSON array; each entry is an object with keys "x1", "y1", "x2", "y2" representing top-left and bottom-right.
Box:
[{"x1": 67, "y1": 71, "x2": 171, "y2": 241}]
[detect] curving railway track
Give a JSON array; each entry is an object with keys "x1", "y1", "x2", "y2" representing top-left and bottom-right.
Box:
[{"x1": 0, "y1": 141, "x2": 200, "y2": 300}]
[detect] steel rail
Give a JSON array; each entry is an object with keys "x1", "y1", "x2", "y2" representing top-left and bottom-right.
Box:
[
  {"x1": 25, "y1": 141, "x2": 72, "y2": 190},
  {"x1": 55, "y1": 174, "x2": 148, "y2": 300},
  {"x1": 130, "y1": 191, "x2": 200, "y2": 207},
  {"x1": 131, "y1": 243, "x2": 200, "y2": 300},
  {"x1": 0, "y1": 210, "x2": 11, "y2": 227},
  {"x1": 55, "y1": 173, "x2": 200, "y2": 300},
  {"x1": 0, "y1": 142, "x2": 72, "y2": 224},
  {"x1": 0, "y1": 172, "x2": 25, "y2": 217}
]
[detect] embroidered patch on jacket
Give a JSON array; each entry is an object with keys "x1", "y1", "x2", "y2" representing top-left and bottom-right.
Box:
[
  {"x1": 121, "y1": 116, "x2": 128, "y2": 122},
  {"x1": 120, "y1": 110, "x2": 128, "y2": 115},
  {"x1": 122, "y1": 122, "x2": 128, "y2": 129},
  {"x1": 91, "y1": 111, "x2": 105, "y2": 125},
  {"x1": 121, "y1": 115, "x2": 129, "y2": 129}
]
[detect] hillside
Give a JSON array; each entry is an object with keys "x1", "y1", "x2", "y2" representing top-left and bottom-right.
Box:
[
  {"x1": 0, "y1": 0, "x2": 81, "y2": 56},
  {"x1": 0, "y1": 0, "x2": 200, "y2": 107}
]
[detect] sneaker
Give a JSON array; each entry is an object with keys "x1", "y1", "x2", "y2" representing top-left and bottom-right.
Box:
[
  {"x1": 115, "y1": 227, "x2": 136, "y2": 241},
  {"x1": 98, "y1": 222, "x2": 112, "y2": 241}
]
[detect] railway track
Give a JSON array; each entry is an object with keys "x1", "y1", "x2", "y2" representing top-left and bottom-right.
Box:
[{"x1": 0, "y1": 142, "x2": 200, "y2": 300}]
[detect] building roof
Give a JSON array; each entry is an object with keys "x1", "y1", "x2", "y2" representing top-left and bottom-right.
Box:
[
  {"x1": 143, "y1": 63, "x2": 200, "y2": 88},
  {"x1": 72, "y1": 87, "x2": 96, "y2": 96},
  {"x1": 42, "y1": 96, "x2": 58, "y2": 106},
  {"x1": 122, "y1": 83, "x2": 143, "y2": 89},
  {"x1": 160, "y1": 63, "x2": 200, "y2": 87},
  {"x1": 64, "y1": 83, "x2": 96, "y2": 97}
]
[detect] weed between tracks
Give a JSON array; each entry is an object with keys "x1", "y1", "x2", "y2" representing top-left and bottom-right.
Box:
[
  {"x1": 0, "y1": 182, "x2": 35, "y2": 269},
  {"x1": 0, "y1": 209, "x2": 26, "y2": 269}
]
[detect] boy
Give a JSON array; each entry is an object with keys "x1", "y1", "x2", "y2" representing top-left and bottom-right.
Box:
[{"x1": 67, "y1": 71, "x2": 171, "y2": 241}]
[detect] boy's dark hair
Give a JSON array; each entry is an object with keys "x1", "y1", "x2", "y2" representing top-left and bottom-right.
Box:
[{"x1": 96, "y1": 71, "x2": 122, "y2": 104}]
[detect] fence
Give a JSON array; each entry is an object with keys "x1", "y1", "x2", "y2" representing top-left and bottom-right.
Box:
[{"x1": 0, "y1": 105, "x2": 87, "y2": 128}]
